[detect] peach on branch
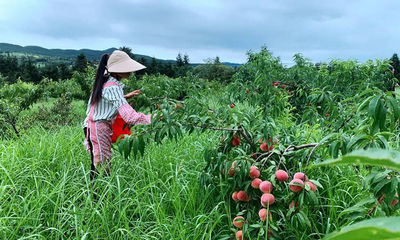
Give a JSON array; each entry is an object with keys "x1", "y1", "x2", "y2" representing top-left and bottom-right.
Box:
[
  {"x1": 237, "y1": 191, "x2": 249, "y2": 201},
  {"x1": 294, "y1": 172, "x2": 308, "y2": 181},
  {"x1": 258, "y1": 208, "x2": 271, "y2": 221},
  {"x1": 232, "y1": 138, "x2": 240, "y2": 146},
  {"x1": 228, "y1": 168, "x2": 236, "y2": 177},
  {"x1": 289, "y1": 201, "x2": 299, "y2": 209},
  {"x1": 232, "y1": 192, "x2": 239, "y2": 202},
  {"x1": 289, "y1": 179, "x2": 304, "y2": 192},
  {"x1": 260, "y1": 143, "x2": 269, "y2": 152},
  {"x1": 275, "y1": 170, "x2": 289, "y2": 182},
  {"x1": 261, "y1": 193, "x2": 275, "y2": 207},
  {"x1": 259, "y1": 181, "x2": 273, "y2": 193},
  {"x1": 251, "y1": 178, "x2": 262, "y2": 188},
  {"x1": 249, "y1": 168, "x2": 260, "y2": 179},
  {"x1": 233, "y1": 216, "x2": 245, "y2": 228},
  {"x1": 305, "y1": 181, "x2": 317, "y2": 192},
  {"x1": 236, "y1": 230, "x2": 243, "y2": 240}
]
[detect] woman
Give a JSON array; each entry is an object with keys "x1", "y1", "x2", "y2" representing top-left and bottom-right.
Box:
[{"x1": 83, "y1": 50, "x2": 151, "y2": 178}]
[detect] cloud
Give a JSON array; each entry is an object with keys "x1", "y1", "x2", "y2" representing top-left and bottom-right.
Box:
[{"x1": 0, "y1": 0, "x2": 399, "y2": 63}]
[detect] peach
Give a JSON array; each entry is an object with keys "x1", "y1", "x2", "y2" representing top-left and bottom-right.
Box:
[
  {"x1": 392, "y1": 193, "x2": 399, "y2": 207},
  {"x1": 294, "y1": 172, "x2": 308, "y2": 181},
  {"x1": 228, "y1": 168, "x2": 236, "y2": 177},
  {"x1": 289, "y1": 179, "x2": 304, "y2": 192},
  {"x1": 259, "y1": 181, "x2": 273, "y2": 193},
  {"x1": 232, "y1": 192, "x2": 239, "y2": 202},
  {"x1": 233, "y1": 216, "x2": 245, "y2": 228},
  {"x1": 305, "y1": 181, "x2": 317, "y2": 192},
  {"x1": 275, "y1": 170, "x2": 289, "y2": 182},
  {"x1": 261, "y1": 193, "x2": 275, "y2": 207},
  {"x1": 236, "y1": 230, "x2": 243, "y2": 240},
  {"x1": 237, "y1": 191, "x2": 249, "y2": 201},
  {"x1": 251, "y1": 178, "x2": 262, "y2": 188},
  {"x1": 250, "y1": 165, "x2": 258, "y2": 171},
  {"x1": 249, "y1": 168, "x2": 260, "y2": 178},
  {"x1": 232, "y1": 138, "x2": 240, "y2": 146},
  {"x1": 260, "y1": 143, "x2": 269, "y2": 152},
  {"x1": 289, "y1": 201, "x2": 299, "y2": 209},
  {"x1": 259, "y1": 208, "x2": 267, "y2": 221}
]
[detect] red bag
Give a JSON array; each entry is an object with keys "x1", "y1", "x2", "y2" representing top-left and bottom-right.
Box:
[{"x1": 112, "y1": 114, "x2": 132, "y2": 143}]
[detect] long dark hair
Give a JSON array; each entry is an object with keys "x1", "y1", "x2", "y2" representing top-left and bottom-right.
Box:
[{"x1": 90, "y1": 54, "x2": 110, "y2": 105}]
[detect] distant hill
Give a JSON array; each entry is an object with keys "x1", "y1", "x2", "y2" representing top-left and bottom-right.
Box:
[{"x1": 0, "y1": 43, "x2": 240, "y2": 67}]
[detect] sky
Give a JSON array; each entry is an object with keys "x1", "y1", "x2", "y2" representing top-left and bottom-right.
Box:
[{"x1": 0, "y1": 0, "x2": 399, "y2": 65}]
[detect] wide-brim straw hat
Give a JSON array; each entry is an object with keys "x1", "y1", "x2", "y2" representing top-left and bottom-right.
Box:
[{"x1": 107, "y1": 50, "x2": 146, "y2": 73}]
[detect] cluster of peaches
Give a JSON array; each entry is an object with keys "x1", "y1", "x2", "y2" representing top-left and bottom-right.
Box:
[{"x1": 229, "y1": 163, "x2": 317, "y2": 240}]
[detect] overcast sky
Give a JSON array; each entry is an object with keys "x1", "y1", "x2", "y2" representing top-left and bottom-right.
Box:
[{"x1": 0, "y1": 0, "x2": 399, "y2": 64}]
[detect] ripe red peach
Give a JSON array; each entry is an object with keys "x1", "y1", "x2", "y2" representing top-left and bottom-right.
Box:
[
  {"x1": 232, "y1": 192, "x2": 239, "y2": 202},
  {"x1": 261, "y1": 193, "x2": 275, "y2": 207},
  {"x1": 236, "y1": 230, "x2": 243, "y2": 240},
  {"x1": 294, "y1": 172, "x2": 308, "y2": 181},
  {"x1": 289, "y1": 201, "x2": 299, "y2": 209},
  {"x1": 232, "y1": 138, "x2": 240, "y2": 146},
  {"x1": 259, "y1": 208, "x2": 267, "y2": 221},
  {"x1": 237, "y1": 191, "x2": 249, "y2": 201},
  {"x1": 260, "y1": 143, "x2": 269, "y2": 151},
  {"x1": 249, "y1": 168, "x2": 260, "y2": 178},
  {"x1": 259, "y1": 181, "x2": 273, "y2": 193},
  {"x1": 233, "y1": 216, "x2": 245, "y2": 228},
  {"x1": 289, "y1": 179, "x2": 304, "y2": 192},
  {"x1": 275, "y1": 170, "x2": 289, "y2": 182},
  {"x1": 228, "y1": 168, "x2": 236, "y2": 177},
  {"x1": 251, "y1": 178, "x2": 262, "y2": 188},
  {"x1": 305, "y1": 181, "x2": 317, "y2": 192}
]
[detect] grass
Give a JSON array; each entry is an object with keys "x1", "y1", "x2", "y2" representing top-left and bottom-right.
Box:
[
  {"x1": 2, "y1": 97, "x2": 399, "y2": 239},
  {"x1": 0, "y1": 124, "x2": 227, "y2": 239}
]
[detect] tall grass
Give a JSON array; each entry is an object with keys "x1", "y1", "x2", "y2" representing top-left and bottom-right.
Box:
[{"x1": 0, "y1": 125, "x2": 227, "y2": 239}]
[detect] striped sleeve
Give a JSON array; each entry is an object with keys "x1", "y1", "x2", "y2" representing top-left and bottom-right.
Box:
[
  {"x1": 82, "y1": 97, "x2": 92, "y2": 128},
  {"x1": 118, "y1": 103, "x2": 151, "y2": 125},
  {"x1": 102, "y1": 86, "x2": 128, "y2": 109}
]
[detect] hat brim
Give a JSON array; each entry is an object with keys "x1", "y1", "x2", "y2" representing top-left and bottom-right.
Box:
[{"x1": 108, "y1": 59, "x2": 146, "y2": 73}]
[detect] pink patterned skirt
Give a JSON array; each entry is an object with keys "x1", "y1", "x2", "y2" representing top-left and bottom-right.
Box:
[{"x1": 84, "y1": 120, "x2": 113, "y2": 166}]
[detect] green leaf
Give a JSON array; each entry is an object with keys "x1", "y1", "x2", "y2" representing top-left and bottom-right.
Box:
[
  {"x1": 132, "y1": 138, "x2": 139, "y2": 158},
  {"x1": 357, "y1": 95, "x2": 374, "y2": 113},
  {"x1": 346, "y1": 134, "x2": 369, "y2": 152},
  {"x1": 323, "y1": 217, "x2": 400, "y2": 240},
  {"x1": 310, "y1": 149, "x2": 400, "y2": 172},
  {"x1": 368, "y1": 95, "x2": 381, "y2": 119},
  {"x1": 387, "y1": 96, "x2": 400, "y2": 120},
  {"x1": 138, "y1": 135, "x2": 146, "y2": 156}
]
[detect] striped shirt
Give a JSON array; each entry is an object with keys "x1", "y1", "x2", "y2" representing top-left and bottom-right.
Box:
[{"x1": 82, "y1": 77, "x2": 129, "y2": 128}]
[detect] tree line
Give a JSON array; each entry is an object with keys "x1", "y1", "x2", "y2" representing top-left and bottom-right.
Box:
[
  {"x1": 0, "y1": 46, "x2": 238, "y2": 84},
  {"x1": 2, "y1": 46, "x2": 397, "y2": 86}
]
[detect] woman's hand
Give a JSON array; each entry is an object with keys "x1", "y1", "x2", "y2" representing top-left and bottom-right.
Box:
[{"x1": 124, "y1": 90, "x2": 142, "y2": 99}]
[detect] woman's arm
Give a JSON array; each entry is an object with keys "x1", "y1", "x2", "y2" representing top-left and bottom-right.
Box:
[
  {"x1": 118, "y1": 103, "x2": 151, "y2": 125},
  {"x1": 124, "y1": 90, "x2": 141, "y2": 99},
  {"x1": 103, "y1": 86, "x2": 151, "y2": 125}
]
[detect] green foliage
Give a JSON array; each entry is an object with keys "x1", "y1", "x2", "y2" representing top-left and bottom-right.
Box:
[
  {"x1": 193, "y1": 58, "x2": 237, "y2": 82},
  {"x1": 0, "y1": 80, "x2": 43, "y2": 137},
  {"x1": 20, "y1": 94, "x2": 79, "y2": 130},
  {"x1": 311, "y1": 149, "x2": 400, "y2": 172},
  {"x1": 73, "y1": 53, "x2": 88, "y2": 73},
  {"x1": 323, "y1": 217, "x2": 400, "y2": 240},
  {"x1": 1, "y1": 45, "x2": 400, "y2": 239},
  {"x1": 390, "y1": 53, "x2": 400, "y2": 80}
]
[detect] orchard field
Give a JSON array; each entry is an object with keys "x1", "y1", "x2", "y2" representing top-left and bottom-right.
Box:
[{"x1": 1, "y1": 48, "x2": 400, "y2": 239}]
